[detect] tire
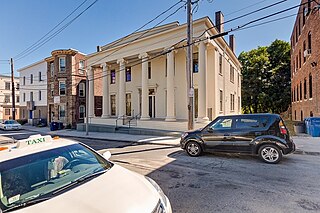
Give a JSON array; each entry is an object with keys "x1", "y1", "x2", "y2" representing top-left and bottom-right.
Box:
[
  {"x1": 186, "y1": 141, "x2": 202, "y2": 157},
  {"x1": 258, "y1": 144, "x2": 282, "y2": 164}
]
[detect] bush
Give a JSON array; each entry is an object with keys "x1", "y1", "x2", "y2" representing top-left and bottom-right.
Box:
[{"x1": 16, "y1": 119, "x2": 28, "y2": 125}]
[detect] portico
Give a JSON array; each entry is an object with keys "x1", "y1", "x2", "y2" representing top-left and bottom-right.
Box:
[{"x1": 85, "y1": 16, "x2": 241, "y2": 125}]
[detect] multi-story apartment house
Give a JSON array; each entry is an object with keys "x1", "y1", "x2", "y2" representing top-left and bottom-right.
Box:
[
  {"x1": 290, "y1": 0, "x2": 320, "y2": 120},
  {"x1": 0, "y1": 75, "x2": 20, "y2": 120},
  {"x1": 18, "y1": 59, "x2": 47, "y2": 124},
  {"x1": 86, "y1": 12, "x2": 241, "y2": 124},
  {"x1": 45, "y1": 49, "x2": 92, "y2": 127}
]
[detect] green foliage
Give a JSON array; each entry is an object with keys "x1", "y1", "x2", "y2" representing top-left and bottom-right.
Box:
[{"x1": 239, "y1": 39, "x2": 291, "y2": 114}]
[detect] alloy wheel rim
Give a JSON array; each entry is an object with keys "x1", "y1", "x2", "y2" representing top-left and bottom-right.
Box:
[
  {"x1": 187, "y1": 143, "x2": 199, "y2": 155},
  {"x1": 261, "y1": 147, "x2": 279, "y2": 162}
]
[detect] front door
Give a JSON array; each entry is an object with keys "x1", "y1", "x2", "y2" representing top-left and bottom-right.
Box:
[
  {"x1": 148, "y1": 89, "x2": 155, "y2": 118},
  {"x1": 202, "y1": 117, "x2": 236, "y2": 152}
]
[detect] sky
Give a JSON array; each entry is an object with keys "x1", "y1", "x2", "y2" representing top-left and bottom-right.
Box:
[{"x1": 0, "y1": 0, "x2": 300, "y2": 75}]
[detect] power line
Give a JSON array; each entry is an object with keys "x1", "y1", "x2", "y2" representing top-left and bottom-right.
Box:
[
  {"x1": 83, "y1": 1, "x2": 187, "y2": 76},
  {"x1": 85, "y1": 1, "x2": 187, "y2": 70},
  {"x1": 88, "y1": 2, "x2": 314, "y2": 83},
  {"x1": 13, "y1": 0, "x2": 89, "y2": 59},
  {"x1": 15, "y1": 0, "x2": 98, "y2": 61},
  {"x1": 225, "y1": 0, "x2": 269, "y2": 16}
]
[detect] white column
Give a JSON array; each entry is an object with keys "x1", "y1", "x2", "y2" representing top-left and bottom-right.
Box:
[
  {"x1": 101, "y1": 63, "x2": 110, "y2": 118},
  {"x1": 139, "y1": 53, "x2": 150, "y2": 120},
  {"x1": 165, "y1": 51, "x2": 176, "y2": 121},
  {"x1": 197, "y1": 41, "x2": 209, "y2": 122},
  {"x1": 88, "y1": 67, "x2": 95, "y2": 118},
  {"x1": 117, "y1": 59, "x2": 126, "y2": 117}
]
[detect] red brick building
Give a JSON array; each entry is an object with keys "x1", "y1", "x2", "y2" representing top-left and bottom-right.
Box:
[
  {"x1": 291, "y1": 0, "x2": 320, "y2": 121},
  {"x1": 45, "y1": 49, "x2": 102, "y2": 127}
]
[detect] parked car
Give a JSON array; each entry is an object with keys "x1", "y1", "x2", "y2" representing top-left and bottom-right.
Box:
[
  {"x1": 180, "y1": 114, "x2": 295, "y2": 164},
  {"x1": 0, "y1": 135, "x2": 172, "y2": 213},
  {"x1": 0, "y1": 120, "x2": 22, "y2": 131}
]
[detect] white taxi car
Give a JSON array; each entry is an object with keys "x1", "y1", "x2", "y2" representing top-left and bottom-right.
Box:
[{"x1": 0, "y1": 135, "x2": 172, "y2": 213}]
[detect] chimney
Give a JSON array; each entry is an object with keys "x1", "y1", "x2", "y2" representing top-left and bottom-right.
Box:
[
  {"x1": 215, "y1": 11, "x2": 224, "y2": 33},
  {"x1": 96, "y1": 45, "x2": 101, "y2": 52},
  {"x1": 229, "y1": 35, "x2": 236, "y2": 52}
]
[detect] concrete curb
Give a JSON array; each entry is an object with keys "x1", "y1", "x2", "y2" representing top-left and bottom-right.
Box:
[
  {"x1": 25, "y1": 128, "x2": 181, "y2": 147},
  {"x1": 293, "y1": 150, "x2": 320, "y2": 156}
]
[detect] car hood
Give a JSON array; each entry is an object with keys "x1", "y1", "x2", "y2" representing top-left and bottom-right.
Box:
[{"x1": 14, "y1": 165, "x2": 160, "y2": 213}]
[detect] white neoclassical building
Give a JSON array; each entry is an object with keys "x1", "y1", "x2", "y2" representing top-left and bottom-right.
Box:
[{"x1": 86, "y1": 14, "x2": 241, "y2": 124}]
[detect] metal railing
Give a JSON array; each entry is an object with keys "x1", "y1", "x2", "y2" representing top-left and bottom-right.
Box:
[{"x1": 115, "y1": 113, "x2": 140, "y2": 130}]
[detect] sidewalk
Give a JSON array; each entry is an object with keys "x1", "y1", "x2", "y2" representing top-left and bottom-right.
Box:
[
  {"x1": 23, "y1": 125, "x2": 181, "y2": 147},
  {"x1": 22, "y1": 125, "x2": 320, "y2": 155}
]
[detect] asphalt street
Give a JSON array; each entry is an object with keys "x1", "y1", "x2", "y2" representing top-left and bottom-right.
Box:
[{"x1": 2, "y1": 130, "x2": 320, "y2": 213}]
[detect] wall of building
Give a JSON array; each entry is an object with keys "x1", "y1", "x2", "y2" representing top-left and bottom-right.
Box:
[
  {"x1": 0, "y1": 75, "x2": 20, "y2": 120},
  {"x1": 291, "y1": 0, "x2": 320, "y2": 120}
]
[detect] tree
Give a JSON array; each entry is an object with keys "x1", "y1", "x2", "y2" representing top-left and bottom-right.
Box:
[{"x1": 238, "y1": 40, "x2": 291, "y2": 114}]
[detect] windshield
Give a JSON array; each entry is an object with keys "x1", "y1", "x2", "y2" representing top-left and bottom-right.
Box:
[{"x1": 0, "y1": 143, "x2": 113, "y2": 211}]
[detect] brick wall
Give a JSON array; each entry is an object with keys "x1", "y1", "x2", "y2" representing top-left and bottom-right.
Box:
[{"x1": 291, "y1": 0, "x2": 320, "y2": 121}]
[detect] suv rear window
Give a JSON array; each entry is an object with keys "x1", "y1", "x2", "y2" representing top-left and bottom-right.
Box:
[{"x1": 235, "y1": 117, "x2": 269, "y2": 129}]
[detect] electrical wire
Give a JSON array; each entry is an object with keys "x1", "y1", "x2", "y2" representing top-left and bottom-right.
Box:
[
  {"x1": 15, "y1": 0, "x2": 98, "y2": 61},
  {"x1": 88, "y1": 1, "x2": 316, "y2": 83},
  {"x1": 225, "y1": 0, "x2": 269, "y2": 16},
  {"x1": 13, "y1": 0, "x2": 89, "y2": 60}
]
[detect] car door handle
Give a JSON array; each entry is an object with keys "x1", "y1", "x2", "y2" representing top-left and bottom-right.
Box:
[{"x1": 223, "y1": 134, "x2": 234, "y2": 140}]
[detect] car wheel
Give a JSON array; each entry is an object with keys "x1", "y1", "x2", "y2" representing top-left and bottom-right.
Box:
[
  {"x1": 186, "y1": 141, "x2": 202, "y2": 157},
  {"x1": 258, "y1": 144, "x2": 282, "y2": 164}
]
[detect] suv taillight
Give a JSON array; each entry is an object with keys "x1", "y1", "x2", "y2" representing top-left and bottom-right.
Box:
[{"x1": 279, "y1": 120, "x2": 287, "y2": 135}]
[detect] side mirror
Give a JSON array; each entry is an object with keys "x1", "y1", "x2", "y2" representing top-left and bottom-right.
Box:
[
  {"x1": 103, "y1": 151, "x2": 111, "y2": 160},
  {"x1": 207, "y1": 127, "x2": 213, "y2": 133}
]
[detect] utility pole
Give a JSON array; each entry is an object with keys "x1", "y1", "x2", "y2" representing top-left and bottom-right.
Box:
[
  {"x1": 186, "y1": 0, "x2": 194, "y2": 130},
  {"x1": 85, "y1": 71, "x2": 89, "y2": 135},
  {"x1": 10, "y1": 58, "x2": 16, "y2": 120}
]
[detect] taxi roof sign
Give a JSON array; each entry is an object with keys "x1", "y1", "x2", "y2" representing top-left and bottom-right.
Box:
[{"x1": 16, "y1": 135, "x2": 53, "y2": 149}]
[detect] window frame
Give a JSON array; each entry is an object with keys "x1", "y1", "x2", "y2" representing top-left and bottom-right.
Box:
[
  {"x1": 79, "y1": 82, "x2": 85, "y2": 97},
  {"x1": 59, "y1": 81, "x2": 66, "y2": 96},
  {"x1": 59, "y1": 57, "x2": 66, "y2": 72}
]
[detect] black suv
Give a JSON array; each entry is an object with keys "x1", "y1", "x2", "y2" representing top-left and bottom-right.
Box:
[{"x1": 180, "y1": 114, "x2": 295, "y2": 164}]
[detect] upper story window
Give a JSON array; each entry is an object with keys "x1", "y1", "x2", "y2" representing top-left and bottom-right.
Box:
[
  {"x1": 39, "y1": 71, "x2": 42, "y2": 81},
  {"x1": 148, "y1": 62, "x2": 151, "y2": 79},
  {"x1": 79, "y1": 60, "x2": 85, "y2": 74},
  {"x1": 193, "y1": 53, "x2": 198, "y2": 73},
  {"x1": 5, "y1": 82, "x2": 10, "y2": 90},
  {"x1": 230, "y1": 64, "x2": 234, "y2": 83},
  {"x1": 16, "y1": 83, "x2": 19, "y2": 90},
  {"x1": 30, "y1": 74, "x2": 33, "y2": 84},
  {"x1": 4, "y1": 95, "x2": 10, "y2": 103},
  {"x1": 219, "y1": 54, "x2": 223, "y2": 75},
  {"x1": 304, "y1": 78, "x2": 307, "y2": 99},
  {"x1": 51, "y1": 83, "x2": 54, "y2": 96},
  {"x1": 110, "y1": 70, "x2": 116, "y2": 84},
  {"x1": 303, "y1": 41, "x2": 306, "y2": 63},
  {"x1": 23, "y1": 76, "x2": 26, "y2": 85},
  {"x1": 298, "y1": 17, "x2": 301, "y2": 36},
  {"x1": 125, "y1": 67, "x2": 131, "y2": 82},
  {"x1": 303, "y1": 7, "x2": 306, "y2": 26},
  {"x1": 30, "y1": 92, "x2": 33, "y2": 101},
  {"x1": 50, "y1": 62, "x2": 54, "y2": 76},
  {"x1": 308, "y1": 32, "x2": 312, "y2": 53},
  {"x1": 16, "y1": 96, "x2": 20, "y2": 103},
  {"x1": 309, "y1": 74, "x2": 313, "y2": 98},
  {"x1": 79, "y1": 82, "x2": 85, "y2": 97},
  {"x1": 23, "y1": 93, "x2": 26, "y2": 102},
  {"x1": 59, "y1": 81, "x2": 66, "y2": 96},
  {"x1": 59, "y1": 57, "x2": 66, "y2": 72},
  {"x1": 39, "y1": 90, "x2": 42, "y2": 101}
]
